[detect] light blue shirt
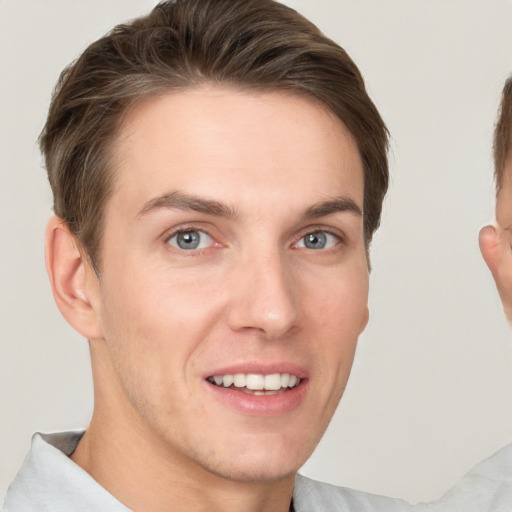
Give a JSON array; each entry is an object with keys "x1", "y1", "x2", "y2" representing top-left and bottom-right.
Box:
[
  {"x1": 2, "y1": 431, "x2": 411, "y2": 511},
  {"x1": 415, "y1": 444, "x2": 512, "y2": 512}
]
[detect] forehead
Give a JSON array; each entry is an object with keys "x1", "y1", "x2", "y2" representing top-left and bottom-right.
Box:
[{"x1": 110, "y1": 86, "x2": 364, "y2": 212}]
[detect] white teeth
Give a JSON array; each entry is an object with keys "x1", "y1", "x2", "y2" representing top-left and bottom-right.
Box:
[
  {"x1": 233, "y1": 374, "x2": 246, "y2": 388},
  {"x1": 209, "y1": 372, "x2": 301, "y2": 391},
  {"x1": 265, "y1": 373, "x2": 282, "y2": 391},
  {"x1": 222, "y1": 375, "x2": 234, "y2": 387},
  {"x1": 246, "y1": 374, "x2": 264, "y2": 390}
]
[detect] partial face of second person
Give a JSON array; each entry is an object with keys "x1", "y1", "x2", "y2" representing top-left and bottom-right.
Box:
[
  {"x1": 480, "y1": 146, "x2": 512, "y2": 321},
  {"x1": 70, "y1": 87, "x2": 370, "y2": 482}
]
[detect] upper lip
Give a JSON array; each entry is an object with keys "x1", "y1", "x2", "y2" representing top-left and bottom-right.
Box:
[{"x1": 203, "y1": 362, "x2": 308, "y2": 379}]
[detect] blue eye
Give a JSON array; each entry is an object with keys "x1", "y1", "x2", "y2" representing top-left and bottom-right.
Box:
[
  {"x1": 296, "y1": 231, "x2": 339, "y2": 250},
  {"x1": 168, "y1": 230, "x2": 213, "y2": 250}
]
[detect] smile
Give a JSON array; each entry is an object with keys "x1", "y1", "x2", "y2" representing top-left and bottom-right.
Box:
[{"x1": 207, "y1": 373, "x2": 301, "y2": 395}]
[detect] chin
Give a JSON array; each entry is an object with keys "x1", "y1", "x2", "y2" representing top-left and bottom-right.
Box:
[
  {"x1": 194, "y1": 433, "x2": 317, "y2": 483},
  {"x1": 204, "y1": 454, "x2": 302, "y2": 484}
]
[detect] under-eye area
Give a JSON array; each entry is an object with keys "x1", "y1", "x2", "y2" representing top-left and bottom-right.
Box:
[{"x1": 207, "y1": 373, "x2": 302, "y2": 395}]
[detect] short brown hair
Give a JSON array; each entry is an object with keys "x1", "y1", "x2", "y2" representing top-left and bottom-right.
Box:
[
  {"x1": 40, "y1": 0, "x2": 389, "y2": 270},
  {"x1": 494, "y1": 76, "x2": 512, "y2": 192}
]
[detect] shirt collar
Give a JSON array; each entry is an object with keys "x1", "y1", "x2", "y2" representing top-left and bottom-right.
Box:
[{"x1": 3, "y1": 431, "x2": 131, "y2": 511}]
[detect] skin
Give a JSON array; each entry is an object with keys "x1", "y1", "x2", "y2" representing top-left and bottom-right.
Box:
[
  {"x1": 45, "y1": 87, "x2": 370, "y2": 512},
  {"x1": 480, "y1": 156, "x2": 512, "y2": 322}
]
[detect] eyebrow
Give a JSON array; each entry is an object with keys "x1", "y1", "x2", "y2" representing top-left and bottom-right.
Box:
[
  {"x1": 137, "y1": 191, "x2": 361, "y2": 220},
  {"x1": 302, "y1": 197, "x2": 362, "y2": 220},
  {"x1": 137, "y1": 191, "x2": 238, "y2": 219}
]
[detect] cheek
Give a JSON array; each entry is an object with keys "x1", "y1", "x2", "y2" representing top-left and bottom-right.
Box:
[
  {"x1": 98, "y1": 263, "x2": 225, "y2": 368},
  {"x1": 303, "y1": 263, "x2": 368, "y2": 370},
  {"x1": 97, "y1": 273, "x2": 220, "y2": 417},
  {"x1": 301, "y1": 269, "x2": 368, "y2": 431},
  {"x1": 497, "y1": 186, "x2": 512, "y2": 228},
  {"x1": 307, "y1": 260, "x2": 369, "y2": 326}
]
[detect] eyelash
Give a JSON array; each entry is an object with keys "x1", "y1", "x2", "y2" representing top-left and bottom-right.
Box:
[
  {"x1": 293, "y1": 228, "x2": 343, "y2": 251},
  {"x1": 163, "y1": 226, "x2": 345, "y2": 254},
  {"x1": 164, "y1": 227, "x2": 217, "y2": 254}
]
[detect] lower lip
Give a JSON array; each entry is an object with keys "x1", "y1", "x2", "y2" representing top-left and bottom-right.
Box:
[{"x1": 205, "y1": 380, "x2": 309, "y2": 416}]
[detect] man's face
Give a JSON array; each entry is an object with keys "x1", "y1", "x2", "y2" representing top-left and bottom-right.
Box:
[
  {"x1": 89, "y1": 87, "x2": 369, "y2": 482},
  {"x1": 488, "y1": 154, "x2": 512, "y2": 320}
]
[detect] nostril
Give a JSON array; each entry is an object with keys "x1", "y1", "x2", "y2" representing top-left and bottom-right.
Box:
[{"x1": 225, "y1": 256, "x2": 299, "y2": 338}]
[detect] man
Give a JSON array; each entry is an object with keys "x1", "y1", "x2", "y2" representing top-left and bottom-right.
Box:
[
  {"x1": 414, "y1": 78, "x2": 512, "y2": 512},
  {"x1": 2, "y1": 1, "x2": 411, "y2": 510},
  {"x1": 465, "y1": 75, "x2": 512, "y2": 511},
  {"x1": 481, "y1": 77, "x2": 512, "y2": 324}
]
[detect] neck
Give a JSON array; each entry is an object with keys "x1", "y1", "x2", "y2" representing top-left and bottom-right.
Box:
[{"x1": 71, "y1": 343, "x2": 295, "y2": 512}]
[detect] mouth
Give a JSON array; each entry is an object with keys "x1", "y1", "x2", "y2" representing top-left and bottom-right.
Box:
[{"x1": 206, "y1": 372, "x2": 302, "y2": 396}]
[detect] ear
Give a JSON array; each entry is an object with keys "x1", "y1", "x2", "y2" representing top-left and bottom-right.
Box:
[
  {"x1": 479, "y1": 224, "x2": 512, "y2": 320},
  {"x1": 45, "y1": 216, "x2": 103, "y2": 340},
  {"x1": 359, "y1": 306, "x2": 370, "y2": 334}
]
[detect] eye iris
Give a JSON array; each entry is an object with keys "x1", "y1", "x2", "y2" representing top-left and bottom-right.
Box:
[
  {"x1": 177, "y1": 231, "x2": 200, "y2": 249},
  {"x1": 304, "y1": 232, "x2": 327, "y2": 249}
]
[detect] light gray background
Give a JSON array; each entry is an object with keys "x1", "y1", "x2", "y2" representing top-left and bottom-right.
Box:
[{"x1": 1, "y1": 0, "x2": 511, "y2": 504}]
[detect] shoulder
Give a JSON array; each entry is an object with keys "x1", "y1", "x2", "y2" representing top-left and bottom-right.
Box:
[
  {"x1": 3, "y1": 432, "x2": 130, "y2": 512},
  {"x1": 293, "y1": 474, "x2": 412, "y2": 512},
  {"x1": 416, "y1": 444, "x2": 512, "y2": 512},
  {"x1": 467, "y1": 443, "x2": 512, "y2": 482}
]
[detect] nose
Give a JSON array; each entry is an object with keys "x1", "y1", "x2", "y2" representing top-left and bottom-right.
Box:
[{"x1": 226, "y1": 249, "x2": 299, "y2": 340}]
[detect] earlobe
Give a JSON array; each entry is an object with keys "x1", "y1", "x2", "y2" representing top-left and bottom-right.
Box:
[
  {"x1": 479, "y1": 225, "x2": 501, "y2": 277},
  {"x1": 45, "y1": 216, "x2": 103, "y2": 340}
]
